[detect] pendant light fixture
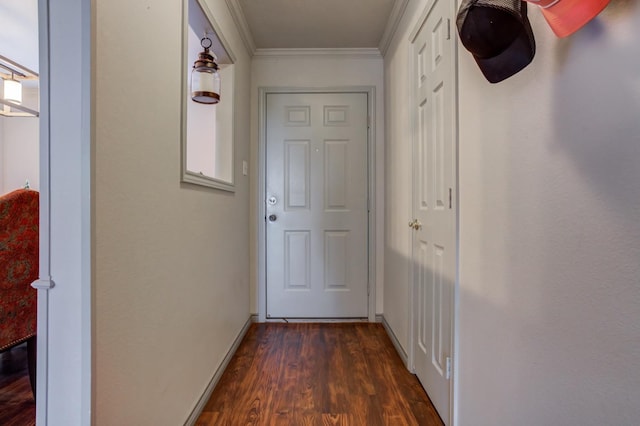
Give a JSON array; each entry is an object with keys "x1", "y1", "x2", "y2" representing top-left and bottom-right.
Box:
[
  {"x1": 3, "y1": 73, "x2": 22, "y2": 104},
  {"x1": 191, "y1": 36, "x2": 220, "y2": 104},
  {"x1": 0, "y1": 55, "x2": 38, "y2": 117}
]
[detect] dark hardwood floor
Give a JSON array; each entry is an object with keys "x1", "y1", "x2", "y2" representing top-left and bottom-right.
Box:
[
  {"x1": 0, "y1": 343, "x2": 36, "y2": 426},
  {"x1": 197, "y1": 322, "x2": 444, "y2": 426},
  {"x1": 0, "y1": 324, "x2": 443, "y2": 425}
]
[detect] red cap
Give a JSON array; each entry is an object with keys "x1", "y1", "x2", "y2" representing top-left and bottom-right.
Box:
[{"x1": 525, "y1": 0, "x2": 610, "y2": 37}]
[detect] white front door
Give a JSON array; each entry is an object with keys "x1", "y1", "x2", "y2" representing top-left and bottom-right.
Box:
[
  {"x1": 265, "y1": 92, "x2": 369, "y2": 318},
  {"x1": 410, "y1": 0, "x2": 457, "y2": 424}
]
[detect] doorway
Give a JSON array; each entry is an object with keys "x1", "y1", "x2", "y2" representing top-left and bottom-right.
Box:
[{"x1": 258, "y1": 87, "x2": 378, "y2": 321}]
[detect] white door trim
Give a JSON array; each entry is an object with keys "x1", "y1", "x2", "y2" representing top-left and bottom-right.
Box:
[
  {"x1": 35, "y1": 0, "x2": 93, "y2": 423},
  {"x1": 34, "y1": 2, "x2": 52, "y2": 423},
  {"x1": 408, "y1": 1, "x2": 460, "y2": 424},
  {"x1": 257, "y1": 86, "x2": 377, "y2": 322}
]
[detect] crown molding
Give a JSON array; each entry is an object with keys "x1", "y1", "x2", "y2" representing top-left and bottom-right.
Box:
[
  {"x1": 253, "y1": 48, "x2": 382, "y2": 59},
  {"x1": 378, "y1": 0, "x2": 409, "y2": 57},
  {"x1": 225, "y1": 0, "x2": 256, "y2": 55}
]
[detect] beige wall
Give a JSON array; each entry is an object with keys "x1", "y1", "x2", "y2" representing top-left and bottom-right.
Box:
[
  {"x1": 94, "y1": 0, "x2": 251, "y2": 423},
  {"x1": 385, "y1": 1, "x2": 640, "y2": 425},
  {"x1": 250, "y1": 52, "x2": 386, "y2": 316}
]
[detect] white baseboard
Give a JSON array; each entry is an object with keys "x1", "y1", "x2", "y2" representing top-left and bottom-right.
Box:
[
  {"x1": 265, "y1": 317, "x2": 369, "y2": 323},
  {"x1": 184, "y1": 315, "x2": 256, "y2": 425},
  {"x1": 379, "y1": 314, "x2": 409, "y2": 367}
]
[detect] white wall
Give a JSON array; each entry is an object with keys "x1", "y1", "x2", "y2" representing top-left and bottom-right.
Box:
[
  {"x1": 0, "y1": 0, "x2": 39, "y2": 195},
  {"x1": 94, "y1": 0, "x2": 251, "y2": 423},
  {"x1": 382, "y1": 0, "x2": 422, "y2": 353},
  {"x1": 250, "y1": 52, "x2": 385, "y2": 315},
  {"x1": 0, "y1": 116, "x2": 4, "y2": 191},
  {"x1": 456, "y1": 3, "x2": 640, "y2": 425},
  {"x1": 384, "y1": 0, "x2": 640, "y2": 425},
  {"x1": 0, "y1": 88, "x2": 39, "y2": 194}
]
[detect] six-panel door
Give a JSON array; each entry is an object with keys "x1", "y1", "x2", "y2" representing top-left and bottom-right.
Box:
[{"x1": 266, "y1": 92, "x2": 369, "y2": 318}]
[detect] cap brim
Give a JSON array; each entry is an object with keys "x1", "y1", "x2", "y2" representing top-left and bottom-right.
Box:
[
  {"x1": 472, "y1": 26, "x2": 535, "y2": 84},
  {"x1": 541, "y1": 0, "x2": 610, "y2": 38}
]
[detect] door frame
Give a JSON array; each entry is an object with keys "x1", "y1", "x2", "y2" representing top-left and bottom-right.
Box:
[
  {"x1": 257, "y1": 87, "x2": 378, "y2": 322},
  {"x1": 407, "y1": 0, "x2": 460, "y2": 424},
  {"x1": 35, "y1": 0, "x2": 93, "y2": 423}
]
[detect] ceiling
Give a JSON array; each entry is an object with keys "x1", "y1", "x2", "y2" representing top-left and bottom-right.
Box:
[
  {"x1": 0, "y1": 0, "x2": 402, "y2": 77},
  {"x1": 237, "y1": 0, "x2": 398, "y2": 50}
]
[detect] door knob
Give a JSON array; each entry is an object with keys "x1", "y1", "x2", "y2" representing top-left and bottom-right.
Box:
[
  {"x1": 268, "y1": 214, "x2": 277, "y2": 222},
  {"x1": 408, "y1": 219, "x2": 422, "y2": 230}
]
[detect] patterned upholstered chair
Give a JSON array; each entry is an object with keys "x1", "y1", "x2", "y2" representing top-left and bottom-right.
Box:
[{"x1": 0, "y1": 189, "x2": 38, "y2": 396}]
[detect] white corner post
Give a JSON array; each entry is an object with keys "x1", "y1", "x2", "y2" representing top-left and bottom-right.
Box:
[{"x1": 34, "y1": 0, "x2": 93, "y2": 424}]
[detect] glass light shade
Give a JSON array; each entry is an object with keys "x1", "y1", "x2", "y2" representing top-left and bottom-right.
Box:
[
  {"x1": 191, "y1": 39, "x2": 221, "y2": 105},
  {"x1": 191, "y1": 67, "x2": 220, "y2": 104},
  {"x1": 4, "y1": 78, "x2": 22, "y2": 104}
]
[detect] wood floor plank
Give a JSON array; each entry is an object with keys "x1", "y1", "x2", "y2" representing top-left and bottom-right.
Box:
[
  {"x1": 198, "y1": 323, "x2": 444, "y2": 426},
  {"x1": 0, "y1": 344, "x2": 36, "y2": 426}
]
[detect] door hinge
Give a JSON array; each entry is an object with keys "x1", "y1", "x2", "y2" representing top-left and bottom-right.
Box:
[
  {"x1": 446, "y1": 19, "x2": 451, "y2": 40},
  {"x1": 367, "y1": 115, "x2": 371, "y2": 129},
  {"x1": 449, "y1": 188, "x2": 452, "y2": 209},
  {"x1": 445, "y1": 356, "x2": 452, "y2": 380}
]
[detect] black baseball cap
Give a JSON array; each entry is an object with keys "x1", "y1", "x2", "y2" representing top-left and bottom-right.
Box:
[{"x1": 457, "y1": 0, "x2": 536, "y2": 83}]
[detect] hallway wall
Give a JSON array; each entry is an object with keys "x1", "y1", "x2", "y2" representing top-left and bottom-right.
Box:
[
  {"x1": 384, "y1": 1, "x2": 640, "y2": 425},
  {"x1": 94, "y1": 0, "x2": 251, "y2": 423},
  {"x1": 456, "y1": 3, "x2": 640, "y2": 425},
  {"x1": 382, "y1": 0, "x2": 417, "y2": 356}
]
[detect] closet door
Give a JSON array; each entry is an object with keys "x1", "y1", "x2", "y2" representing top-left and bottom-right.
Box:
[{"x1": 410, "y1": 0, "x2": 458, "y2": 424}]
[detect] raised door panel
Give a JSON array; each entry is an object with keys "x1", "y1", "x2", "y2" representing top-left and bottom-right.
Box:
[
  {"x1": 284, "y1": 231, "x2": 311, "y2": 290},
  {"x1": 324, "y1": 231, "x2": 349, "y2": 290},
  {"x1": 324, "y1": 140, "x2": 348, "y2": 211},
  {"x1": 284, "y1": 140, "x2": 310, "y2": 210}
]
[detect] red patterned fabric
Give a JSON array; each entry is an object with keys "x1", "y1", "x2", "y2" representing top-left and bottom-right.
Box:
[{"x1": 0, "y1": 189, "x2": 38, "y2": 351}]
